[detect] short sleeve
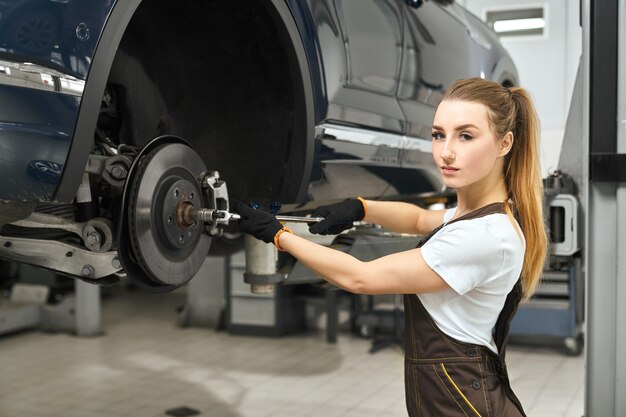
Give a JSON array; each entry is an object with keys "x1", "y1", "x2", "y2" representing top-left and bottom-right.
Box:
[{"x1": 420, "y1": 221, "x2": 504, "y2": 295}]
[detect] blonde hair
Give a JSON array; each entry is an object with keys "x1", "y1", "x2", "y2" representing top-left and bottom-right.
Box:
[{"x1": 442, "y1": 78, "x2": 547, "y2": 300}]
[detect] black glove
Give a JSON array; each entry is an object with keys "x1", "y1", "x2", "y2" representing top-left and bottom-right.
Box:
[
  {"x1": 234, "y1": 201, "x2": 284, "y2": 244},
  {"x1": 308, "y1": 198, "x2": 365, "y2": 235}
]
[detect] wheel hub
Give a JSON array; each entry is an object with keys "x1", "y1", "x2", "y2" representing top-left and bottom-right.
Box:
[{"x1": 160, "y1": 178, "x2": 202, "y2": 249}]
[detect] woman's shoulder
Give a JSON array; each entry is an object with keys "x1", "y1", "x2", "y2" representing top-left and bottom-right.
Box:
[
  {"x1": 441, "y1": 213, "x2": 524, "y2": 250},
  {"x1": 473, "y1": 213, "x2": 525, "y2": 252}
]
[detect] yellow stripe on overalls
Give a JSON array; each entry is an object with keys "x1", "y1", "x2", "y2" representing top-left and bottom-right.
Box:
[{"x1": 441, "y1": 363, "x2": 482, "y2": 417}]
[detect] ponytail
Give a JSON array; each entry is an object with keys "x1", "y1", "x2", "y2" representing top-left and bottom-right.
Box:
[
  {"x1": 443, "y1": 78, "x2": 548, "y2": 300},
  {"x1": 505, "y1": 88, "x2": 547, "y2": 300}
]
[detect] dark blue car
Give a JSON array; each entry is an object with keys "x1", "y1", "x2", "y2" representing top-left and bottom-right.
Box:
[{"x1": 0, "y1": 0, "x2": 517, "y2": 291}]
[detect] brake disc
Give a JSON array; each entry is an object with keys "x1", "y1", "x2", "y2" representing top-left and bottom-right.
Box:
[{"x1": 124, "y1": 140, "x2": 210, "y2": 291}]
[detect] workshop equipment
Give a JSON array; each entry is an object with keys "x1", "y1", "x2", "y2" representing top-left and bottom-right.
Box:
[
  {"x1": 225, "y1": 224, "x2": 422, "y2": 340},
  {"x1": 0, "y1": 264, "x2": 101, "y2": 337},
  {"x1": 226, "y1": 248, "x2": 306, "y2": 338},
  {"x1": 509, "y1": 164, "x2": 584, "y2": 354}
]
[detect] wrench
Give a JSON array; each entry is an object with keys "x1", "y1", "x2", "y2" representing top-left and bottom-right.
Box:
[{"x1": 192, "y1": 208, "x2": 324, "y2": 224}]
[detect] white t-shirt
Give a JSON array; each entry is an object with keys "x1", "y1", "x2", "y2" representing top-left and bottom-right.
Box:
[{"x1": 418, "y1": 207, "x2": 525, "y2": 352}]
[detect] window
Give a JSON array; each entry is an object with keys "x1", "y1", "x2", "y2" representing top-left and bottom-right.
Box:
[{"x1": 485, "y1": 7, "x2": 545, "y2": 37}]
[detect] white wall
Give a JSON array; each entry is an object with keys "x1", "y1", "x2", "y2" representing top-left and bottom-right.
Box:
[{"x1": 458, "y1": 0, "x2": 582, "y2": 175}]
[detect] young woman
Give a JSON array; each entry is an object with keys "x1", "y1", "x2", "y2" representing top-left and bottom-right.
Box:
[{"x1": 235, "y1": 77, "x2": 548, "y2": 416}]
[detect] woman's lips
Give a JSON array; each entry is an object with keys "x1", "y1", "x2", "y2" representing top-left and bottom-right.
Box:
[{"x1": 441, "y1": 166, "x2": 459, "y2": 175}]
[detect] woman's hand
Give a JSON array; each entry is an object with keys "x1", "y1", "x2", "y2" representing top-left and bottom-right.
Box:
[
  {"x1": 308, "y1": 198, "x2": 366, "y2": 235},
  {"x1": 233, "y1": 201, "x2": 283, "y2": 243}
]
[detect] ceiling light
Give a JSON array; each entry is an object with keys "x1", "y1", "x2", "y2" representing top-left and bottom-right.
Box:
[{"x1": 494, "y1": 18, "x2": 546, "y2": 33}]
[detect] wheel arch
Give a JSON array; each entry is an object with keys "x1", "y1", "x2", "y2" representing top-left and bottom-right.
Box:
[
  {"x1": 53, "y1": 0, "x2": 141, "y2": 202},
  {"x1": 54, "y1": 0, "x2": 317, "y2": 205},
  {"x1": 491, "y1": 55, "x2": 519, "y2": 88}
]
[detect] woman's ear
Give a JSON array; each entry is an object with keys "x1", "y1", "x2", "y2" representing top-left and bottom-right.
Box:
[{"x1": 499, "y1": 131, "x2": 514, "y2": 157}]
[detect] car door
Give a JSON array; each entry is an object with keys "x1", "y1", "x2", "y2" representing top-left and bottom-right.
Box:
[
  {"x1": 331, "y1": 0, "x2": 404, "y2": 133},
  {"x1": 397, "y1": 1, "x2": 481, "y2": 187},
  {"x1": 305, "y1": 0, "x2": 407, "y2": 201}
]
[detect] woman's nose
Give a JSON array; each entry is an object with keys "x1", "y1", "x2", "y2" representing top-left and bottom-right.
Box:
[{"x1": 440, "y1": 142, "x2": 455, "y2": 160}]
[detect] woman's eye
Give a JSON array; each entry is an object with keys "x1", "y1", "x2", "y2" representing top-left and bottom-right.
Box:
[
  {"x1": 431, "y1": 132, "x2": 445, "y2": 141},
  {"x1": 460, "y1": 133, "x2": 473, "y2": 141}
]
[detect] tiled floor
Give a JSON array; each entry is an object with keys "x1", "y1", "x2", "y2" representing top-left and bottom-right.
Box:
[{"x1": 0, "y1": 288, "x2": 584, "y2": 417}]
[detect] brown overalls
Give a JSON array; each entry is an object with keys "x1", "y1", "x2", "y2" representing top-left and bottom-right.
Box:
[{"x1": 404, "y1": 203, "x2": 526, "y2": 417}]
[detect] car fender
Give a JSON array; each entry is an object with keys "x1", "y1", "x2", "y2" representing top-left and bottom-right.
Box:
[{"x1": 52, "y1": 0, "x2": 139, "y2": 202}]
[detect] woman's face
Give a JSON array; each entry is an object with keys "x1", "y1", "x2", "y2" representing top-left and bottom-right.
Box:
[{"x1": 431, "y1": 99, "x2": 510, "y2": 190}]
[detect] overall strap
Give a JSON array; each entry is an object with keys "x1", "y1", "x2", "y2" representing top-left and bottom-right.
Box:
[
  {"x1": 494, "y1": 279, "x2": 523, "y2": 360},
  {"x1": 416, "y1": 202, "x2": 505, "y2": 249}
]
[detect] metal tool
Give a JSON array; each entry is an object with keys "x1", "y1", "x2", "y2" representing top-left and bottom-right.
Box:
[
  {"x1": 192, "y1": 208, "x2": 324, "y2": 224},
  {"x1": 276, "y1": 214, "x2": 324, "y2": 223}
]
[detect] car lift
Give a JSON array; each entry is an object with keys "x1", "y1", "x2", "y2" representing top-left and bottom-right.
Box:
[{"x1": 583, "y1": 0, "x2": 626, "y2": 415}]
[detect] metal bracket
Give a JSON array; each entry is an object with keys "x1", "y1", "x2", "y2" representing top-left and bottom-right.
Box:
[
  {"x1": 0, "y1": 236, "x2": 122, "y2": 279},
  {"x1": 12, "y1": 212, "x2": 115, "y2": 252},
  {"x1": 85, "y1": 154, "x2": 133, "y2": 188}
]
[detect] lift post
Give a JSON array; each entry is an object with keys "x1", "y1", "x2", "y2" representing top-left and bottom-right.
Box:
[{"x1": 583, "y1": 0, "x2": 626, "y2": 415}]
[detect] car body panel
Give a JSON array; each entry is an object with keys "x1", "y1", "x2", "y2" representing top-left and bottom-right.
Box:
[
  {"x1": 0, "y1": 0, "x2": 114, "y2": 202},
  {"x1": 300, "y1": 0, "x2": 517, "y2": 202},
  {"x1": 0, "y1": 83, "x2": 79, "y2": 201},
  {"x1": 325, "y1": 0, "x2": 406, "y2": 134},
  {"x1": 285, "y1": 0, "x2": 328, "y2": 125},
  {"x1": 0, "y1": 0, "x2": 114, "y2": 80}
]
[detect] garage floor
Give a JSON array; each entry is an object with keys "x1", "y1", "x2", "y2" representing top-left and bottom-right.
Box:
[{"x1": 0, "y1": 288, "x2": 584, "y2": 417}]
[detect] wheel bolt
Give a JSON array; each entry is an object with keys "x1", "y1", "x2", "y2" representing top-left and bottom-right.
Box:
[
  {"x1": 86, "y1": 233, "x2": 100, "y2": 245},
  {"x1": 81, "y1": 265, "x2": 94, "y2": 277},
  {"x1": 110, "y1": 165, "x2": 127, "y2": 180}
]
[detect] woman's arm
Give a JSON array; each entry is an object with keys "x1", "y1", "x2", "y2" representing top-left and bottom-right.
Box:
[
  {"x1": 277, "y1": 231, "x2": 448, "y2": 295},
  {"x1": 363, "y1": 200, "x2": 447, "y2": 235}
]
